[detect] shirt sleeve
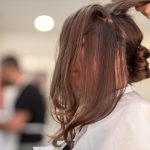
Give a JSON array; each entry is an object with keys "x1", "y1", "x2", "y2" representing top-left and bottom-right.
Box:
[{"x1": 15, "y1": 85, "x2": 46, "y2": 122}]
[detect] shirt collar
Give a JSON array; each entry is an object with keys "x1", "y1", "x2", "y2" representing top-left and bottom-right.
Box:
[{"x1": 124, "y1": 84, "x2": 134, "y2": 94}]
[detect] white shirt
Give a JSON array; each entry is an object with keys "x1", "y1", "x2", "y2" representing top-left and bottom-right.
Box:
[
  {"x1": 34, "y1": 85, "x2": 150, "y2": 150},
  {"x1": 73, "y1": 85, "x2": 150, "y2": 150},
  {"x1": 0, "y1": 86, "x2": 20, "y2": 150}
]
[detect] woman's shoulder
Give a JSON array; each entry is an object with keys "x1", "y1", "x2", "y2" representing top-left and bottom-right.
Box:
[
  {"x1": 73, "y1": 91, "x2": 150, "y2": 150},
  {"x1": 87, "y1": 91, "x2": 150, "y2": 130},
  {"x1": 121, "y1": 91, "x2": 150, "y2": 111}
]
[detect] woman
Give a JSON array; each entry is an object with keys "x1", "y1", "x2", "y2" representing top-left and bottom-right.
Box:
[{"x1": 49, "y1": 1, "x2": 150, "y2": 150}]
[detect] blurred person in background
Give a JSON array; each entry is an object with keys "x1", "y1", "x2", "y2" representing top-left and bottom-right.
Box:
[
  {"x1": 0, "y1": 56, "x2": 46, "y2": 150},
  {"x1": 0, "y1": 76, "x2": 20, "y2": 150},
  {"x1": 0, "y1": 71, "x2": 3, "y2": 110}
]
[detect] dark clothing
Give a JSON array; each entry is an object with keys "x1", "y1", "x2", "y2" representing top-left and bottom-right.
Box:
[
  {"x1": 15, "y1": 84, "x2": 46, "y2": 143},
  {"x1": 63, "y1": 145, "x2": 71, "y2": 150}
]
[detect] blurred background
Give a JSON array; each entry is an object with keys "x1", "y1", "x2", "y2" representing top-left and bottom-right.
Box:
[{"x1": 0, "y1": 0, "x2": 150, "y2": 150}]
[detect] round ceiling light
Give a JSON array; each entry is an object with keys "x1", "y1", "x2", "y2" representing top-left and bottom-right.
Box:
[{"x1": 34, "y1": 15, "x2": 55, "y2": 32}]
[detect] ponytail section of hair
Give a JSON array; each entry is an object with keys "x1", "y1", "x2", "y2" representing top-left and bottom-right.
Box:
[
  {"x1": 50, "y1": 4, "x2": 127, "y2": 149},
  {"x1": 106, "y1": 0, "x2": 150, "y2": 83},
  {"x1": 106, "y1": 0, "x2": 150, "y2": 15}
]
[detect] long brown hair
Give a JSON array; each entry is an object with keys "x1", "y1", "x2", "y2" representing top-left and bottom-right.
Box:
[
  {"x1": 108, "y1": 0, "x2": 150, "y2": 13},
  {"x1": 106, "y1": 0, "x2": 150, "y2": 83},
  {"x1": 50, "y1": 4, "x2": 128, "y2": 148}
]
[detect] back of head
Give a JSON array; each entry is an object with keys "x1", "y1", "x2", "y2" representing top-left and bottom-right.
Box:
[
  {"x1": 1, "y1": 56, "x2": 19, "y2": 69},
  {"x1": 1, "y1": 56, "x2": 20, "y2": 86},
  {"x1": 105, "y1": 0, "x2": 150, "y2": 83},
  {"x1": 50, "y1": 4, "x2": 128, "y2": 148}
]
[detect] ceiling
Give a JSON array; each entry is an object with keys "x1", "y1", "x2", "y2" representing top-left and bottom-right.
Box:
[
  {"x1": 0, "y1": 0, "x2": 149, "y2": 56},
  {"x1": 0, "y1": 0, "x2": 111, "y2": 33},
  {"x1": 0, "y1": 0, "x2": 148, "y2": 31},
  {"x1": 0, "y1": 0, "x2": 149, "y2": 35}
]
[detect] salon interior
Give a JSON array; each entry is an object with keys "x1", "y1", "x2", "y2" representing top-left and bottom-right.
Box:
[{"x1": 0, "y1": 0, "x2": 150, "y2": 150}]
